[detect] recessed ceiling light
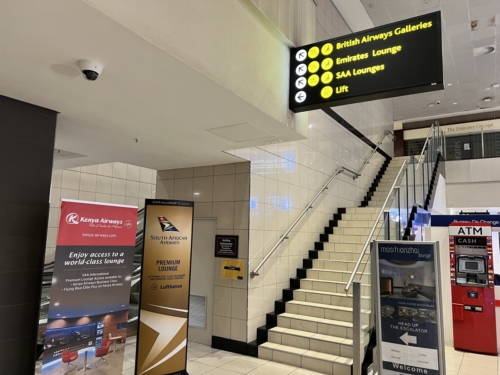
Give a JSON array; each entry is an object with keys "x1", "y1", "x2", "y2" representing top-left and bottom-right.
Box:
[
  {"x1": 453, "y1": 102, "x2": 458, "y2": 105},
  {"x1": 369, "y1": 4, "x2": 375, "y2": 7},
  {"x1": 194, "y1": 192, "x2": 200, "y2": 195},
  {"x1": 484, "y1": 97, "x2": 492, "y2": 102},
  {"x1": 55, "y1": 302, "x2": 59, "y2": 306},
  {"x1": 485, "y1": 87, "x2": 491, "y2": 91},
  {"x1": 492, "y1": 83, "x2": 500, "y2": 88},
  {"x1": 428, "y1": 103, "x2": 435, "y2": 108},
  {"x1": 446, "y1": 83, "x2": 452, "y2": 87},
  {"x1": 422, "y1": 0, "x2": 430, "y2": 4}
]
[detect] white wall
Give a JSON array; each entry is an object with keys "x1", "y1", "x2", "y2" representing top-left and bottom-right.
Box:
[
  {"x1": 446, "y1": 158, "x2": 500, "y2": 208},
  {"x1": 46, "y1": 163, "x2": 157, "y2": 262}
]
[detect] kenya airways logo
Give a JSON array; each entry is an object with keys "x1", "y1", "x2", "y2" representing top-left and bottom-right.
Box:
[
  {"x1": 158, "y1": 216, "x2": 179, "y2": 232},
  {"x1": 66, "y1": 213, "x2": 80, "y2": 225}
]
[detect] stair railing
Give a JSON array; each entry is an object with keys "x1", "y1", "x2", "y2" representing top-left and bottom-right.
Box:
[
  {"x1": 345, "y1": 160, "x2": 408, "y2": 375},
  {"x1": 416, "y1": 123, "x2": 437, "y2": 170},
  {"x1": 357, "y1": 130, "x2": 395, "y2": 176},
  {"x1": 250, "y1": 164, "x2": 360, "y2": 278},
  {"x1": 344, "y1": 160, "x2": 408, "y2": 293},
  {"x1": 250, "y1": 130, "x2": 395, "y2": 278}
]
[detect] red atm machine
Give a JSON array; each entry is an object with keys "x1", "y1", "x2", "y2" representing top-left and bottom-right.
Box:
[{"x1": 449, "y1": 222, "x2": 497, "y2": 355}]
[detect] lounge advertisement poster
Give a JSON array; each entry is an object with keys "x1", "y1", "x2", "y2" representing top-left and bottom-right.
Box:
[
  {"x1": 374, "y1": 241, "x2": 445, "y2": 375},
  {"x1": 135, "y1": 199, "x2": 194, "y2": 375},
  {"x1": 42, "y1": 200, "x2": 138, "y2": 375}
]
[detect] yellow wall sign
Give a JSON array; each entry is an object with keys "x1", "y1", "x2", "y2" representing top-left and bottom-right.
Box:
[{"x1": 222, "y1": 259, "x2": 244, "y2": 280}]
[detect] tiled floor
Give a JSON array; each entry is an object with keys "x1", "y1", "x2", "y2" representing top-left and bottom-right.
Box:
[
  {"x1": 444, "y1": 346, "x2": 500, "y2": 375},
  {"x1": 36, "y1": 338, "x2": 500, "y2": 375}
]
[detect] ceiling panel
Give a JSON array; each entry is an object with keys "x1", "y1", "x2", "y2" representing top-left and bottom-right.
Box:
[{"x1": 361, "y1": 0, "x2": 500, "y2": 120}]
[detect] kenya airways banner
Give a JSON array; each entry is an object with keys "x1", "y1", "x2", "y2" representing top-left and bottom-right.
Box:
[
  {"x1": 42, "y1": 200, "x2": 137, "y2": 375},
  {"x1": 136, "y1": 199, "x2": 194, "y2": 375}
]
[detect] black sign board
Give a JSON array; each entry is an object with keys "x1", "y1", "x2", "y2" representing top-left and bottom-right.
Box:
[
  {"x1": 215, "y1": 235, "x2": 239, "y2": 258},
  {"x1": 375, "y1": 241, "x2": 445, "y2": 375},
  {"x1": 289, "y1": 12, "x2": 443, "y2": 112}
]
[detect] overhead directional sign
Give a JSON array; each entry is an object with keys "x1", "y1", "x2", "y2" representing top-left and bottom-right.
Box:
[{"x1": 289, "y1": 12, "x2": 443, "y2": 112}]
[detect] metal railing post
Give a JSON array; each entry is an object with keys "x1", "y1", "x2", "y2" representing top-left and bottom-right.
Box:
[
  {"x1": 481, "y1": 128, "x2": 485, "y2": 158},
  {"x1": 352, "y1": 281, "x2": 362, "y2": 375},
  {"x1": 416, "y1": 124, "x2": 434, "y2": 170}
]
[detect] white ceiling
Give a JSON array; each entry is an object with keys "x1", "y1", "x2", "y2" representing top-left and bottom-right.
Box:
[
  {"x1": 360, "y1": 0, "x2": 500, "y2": 121},
  {"x1": 0, "y1": 0, "x2": 302, "y2": 171}
]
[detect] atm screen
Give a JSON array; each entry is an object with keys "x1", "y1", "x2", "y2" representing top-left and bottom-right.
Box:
[
  {"x1": 458, "y1": 257, "x2": 485, "y2": 274},
  {"x1": 465, "y1": 262, "x2": 478, "y2": 270}
]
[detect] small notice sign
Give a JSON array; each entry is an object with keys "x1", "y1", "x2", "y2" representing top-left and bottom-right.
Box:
[
  {"x1": 215, "y1": 235, "x2": 239, "y2": 258},
  {"x1": 222, "y1": 259, "x2": 244, "y2": 280}
]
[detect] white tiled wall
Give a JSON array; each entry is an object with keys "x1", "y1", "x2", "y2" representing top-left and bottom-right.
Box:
[
  {"x1": 228, "y1": 0, "x2": 395, "y2": 342},
  {"x1": 46, "y1": 163, "x2": 157, "y2": 262},
  {"x1": 156, "y1": 162, "x2": 251, "y2": 343}
]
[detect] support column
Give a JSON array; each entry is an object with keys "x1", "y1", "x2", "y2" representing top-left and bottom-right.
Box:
[{"x1": 0, "y1": 95, "x2": 57, "y2": 373}]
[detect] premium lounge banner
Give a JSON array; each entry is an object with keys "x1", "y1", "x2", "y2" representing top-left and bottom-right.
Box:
[
  {"x1": 42, "y1": 200, "x2": 138, "y2": 375},
  {"x1": 136, "y1": 199, "x2": 194, "y2": 375}
]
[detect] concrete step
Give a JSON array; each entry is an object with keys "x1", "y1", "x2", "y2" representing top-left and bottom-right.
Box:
[
  {"x1": 334, "y1": 226, "x2": 377, "y2": 235},
  {"x1": 327, "y1": 234, "x2": 367, "y2": 244},
  {"x1": 259, "y1": 342, "x2": 353, "y2": 375},
  {"x1": 300, "y1": 278, "x2": 371, "y2": 295},
  {"x1": 267, "y1": 327, "x2": 355, "y2": 358},
  {"x1": 322, "y1": 242, "x2": 363, "y2": 253},
  {"x1": 337, "y1": 220, "x2": 379, "y2": 228},
  {"x1": 306, "y1": 268, "x2": 370, "y2": 284},
  {"x1": 345, "y1": 207, "x2": 380, "y2": 214},
  {"x1": 341, "y1": 213, "x2": 379, "y2": 221},
  {"x1": 293, "y1": 288, "x2": 371, "y2": 310},
  {"x1": 323, "y1": 252, "x2": 370, "y2": 262},
  {"x1": 313, "y1": 259, "x2": 367, "y2": 272},
  {"x1": 277, "y1": 312, "x2": 367, "y2": 339}
]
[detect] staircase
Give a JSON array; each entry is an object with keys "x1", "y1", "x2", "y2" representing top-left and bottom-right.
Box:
[{"x1": 257, "y1": 157, "x2": 407, "y2": 375}]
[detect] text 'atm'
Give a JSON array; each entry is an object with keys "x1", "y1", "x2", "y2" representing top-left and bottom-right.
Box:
[{"x1": 449, "y1": 222, "x2": 496, "y2": 355}]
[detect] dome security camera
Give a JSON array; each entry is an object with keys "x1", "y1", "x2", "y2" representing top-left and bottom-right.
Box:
[{"x1": 78, "y1": 60, "x2": 103, "y2": 81}]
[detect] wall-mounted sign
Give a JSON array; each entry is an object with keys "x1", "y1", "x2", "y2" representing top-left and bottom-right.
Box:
[
  {"x1": 222, "y1": 259, "x2": 244, "y2": 280},
  {"x1": 136, "y1": 199, "x2": 194, "y2": 375},
  {"x1": 431, "y1": 215, "x2": 500, "y2": 228},
  {"x1": 374, "y1": 241, "x2": 445, "y2": 375},
  {"x1": 289, "y1": 12, "x2": 443, "y2": 112},
  {"x1": 215, "y1": 235, "x2": 239, "y2": 258}
]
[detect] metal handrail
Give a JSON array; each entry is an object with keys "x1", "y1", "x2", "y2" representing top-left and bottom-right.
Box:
[
  {"x1": 416, "y1": 124, "x2": 435, "y2": 170},
  {"x1": 250, "y1": 130, "x2": 395, "y2": 278},
  {"x1": 344, "y1": 159, "x2": 408, "y2": 293},
  {"x1": 250, "y1": 165, "x2": 358, "y2": 278},
  {"x1": 357, "y1": 130, "x2": 395, "y2": 176}
]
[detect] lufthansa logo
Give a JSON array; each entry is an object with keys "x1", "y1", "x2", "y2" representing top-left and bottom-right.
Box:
[{"x1": 66, "y1": 213, "x2": 80, "y2": 225}]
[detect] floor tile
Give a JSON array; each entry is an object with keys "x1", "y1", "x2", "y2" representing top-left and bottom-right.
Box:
[
  {"x1": 188, "y1": 348, "x2": 211, "y2": 360},
  {"x1": 459, "y1": 364, "x2": 497, "y2": 375},
  {"x1": 187, "y1": 360, "x2": 216, "y2": 375},
  {"x1": 219, "y1": 358, "x2": 265, "y2": 374},
  {"x1": 247, "y1": 363, "x2": 298, "y2": 375},
  {"x1": 194, "y1": 353, "x2": 239, "y2": 367},
  {"x1": 204, "y1": 368, "x2": 244, "y2": 375}
]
